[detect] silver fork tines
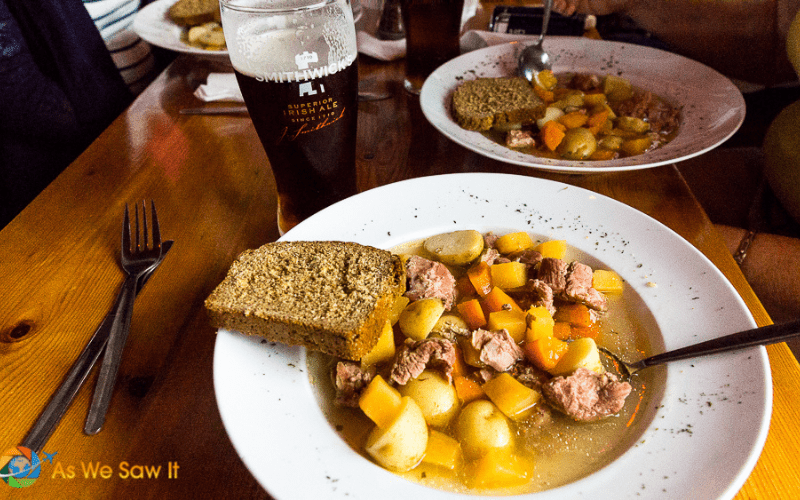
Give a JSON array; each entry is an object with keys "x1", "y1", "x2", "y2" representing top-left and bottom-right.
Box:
[{"x1": 84, "y1": 201, "x2": 163, "y2": 435}]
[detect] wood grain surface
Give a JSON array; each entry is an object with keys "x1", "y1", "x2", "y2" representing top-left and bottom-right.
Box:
[{"x1": 0, "y1": 14, "x2": 798, "y2": 499}]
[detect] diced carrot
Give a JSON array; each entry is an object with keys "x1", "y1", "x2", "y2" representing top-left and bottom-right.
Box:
[
  {"x1": 523, "y1": 336, "x2": 569, "y2": 371},
  {"x1": 467, "y1": 261, "x2": 493, "y2": 296},
  {"x1": 540, "y1": 120, "x2": 566, "y2": 151},
  {"x1": 456, "y1": 275, "x2": 478, "y2": 299},
  {"x1": 588, "y1": 149, "x2": 617, "y2": 161},
  {"x1": 558, "y1": 111, "x2": 589, "y2": 129},
  {"x1": 481, "y1": 287, "x2": 522, "y2": 314},
  {"x1": 552, "y1": 321, "x2": 573, "y2": 340},
  {"x1": 457, "y1": 298, "x2": 487, "y2": 329},
  {"x1": 553, "y1": 304, "x2": 594, "y2": 327},
  {"x1": 587, "y1": 109, "x2": 610, "y2": 128},
  {"x1": 454, "y1": 375, "x2": 485, "y2": 404},
  {"x1": 451, "y1": 344, "x2": 469, "y2": 377}
]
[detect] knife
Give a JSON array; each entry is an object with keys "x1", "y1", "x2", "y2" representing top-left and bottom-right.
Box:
[{"x1": 20, "y1": 241, "x2": 173, "y2": 452}]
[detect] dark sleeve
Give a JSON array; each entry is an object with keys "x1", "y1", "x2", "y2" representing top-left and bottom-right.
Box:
[
  {"x1": 0, "y1": 0, "x2": 134, "y2": 227},
  {"x1": 0, "y1": 0, "x2": 80, "y2": 140}
]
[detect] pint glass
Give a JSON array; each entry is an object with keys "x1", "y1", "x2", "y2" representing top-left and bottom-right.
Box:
[
  {"x1": 220, "y1": 0, "x2": 359, "y2": 235},
  {"x1": 401, "y1": 0, "x2": 464, "y2": 94}
]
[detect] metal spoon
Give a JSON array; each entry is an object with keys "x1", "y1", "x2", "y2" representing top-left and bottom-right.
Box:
[
  {"x1": 600, "y1": 318, "x2": 800, "y2": 379},
  {"x1": 518, "y1": 0, "x2": 554, "y2": 82}
]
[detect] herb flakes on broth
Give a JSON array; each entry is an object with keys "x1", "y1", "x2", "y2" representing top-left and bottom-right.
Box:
[{"x1": 308, "y1": 230, "x2": 657, "y2": 495}]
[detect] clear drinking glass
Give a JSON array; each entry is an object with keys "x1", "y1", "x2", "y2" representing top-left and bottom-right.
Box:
[{"x1": 220, "y1": 0, "x2": 360, "y2": 235}]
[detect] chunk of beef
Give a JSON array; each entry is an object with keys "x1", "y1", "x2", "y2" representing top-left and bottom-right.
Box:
[
  {"x1": 510, "y1": 359, "x2": 551, "y2": 390},
  {"x1": 506, "y1": 129, "x2": 535, "y2": 148},
  {"x1": 471, "y1": 329, "x2": 523, "y2": 372},
  {"x1": 480, "y1": 247, "x2": 501, "y2": 265},
  {"x1": 537, "y1": 258, "x2": 568, "y2": 295},
  {"x1": 542, "y1": 368, "x2": 632, "y2": 421},
  {"x1": 334, "y1": 361, "x2": 373, "y2": 407},
  {"x1": 610, "y1": 90, "x2": 680, "y2": 134},
  {"x1": 510, "y1": 248, "x2": 543, "y2": 267},
  {"x1": 526, "y1": 278, "x2": 555, "y2": 315},
  {"x1": 484, "y1": 232, "x2": 499, "y2": 249},
  {"x1": 390, "y1": 338, "x2": 457, "y2": 385},
  {"x1": 570, "y1": 73, "x2": 602, "y2": 93},
  {"x1": 564, "y1": 262, "x2": 608, "y2": 312},
  {"x1": 404, "y1": 255, "x2": 456, "y2": 309}
]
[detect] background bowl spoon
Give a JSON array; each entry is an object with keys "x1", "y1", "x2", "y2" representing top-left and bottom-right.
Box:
[
  {"x1": 600, "y1": 318, "x2": 800, "y2": 379},
  {"x1": 518, "y1": 0, "x2": 554, "y2": 82}
]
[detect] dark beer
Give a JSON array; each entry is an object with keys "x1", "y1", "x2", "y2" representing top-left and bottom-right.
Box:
[
  {"x1": 221, "y1": 0, "x2": 359, "y2": 234},
  {"x1": 234, "y1": 61, "x2": 358, "y2": 233},
  {"x1": 401, "y1": 0, "x2": 464, "y2": 93}
]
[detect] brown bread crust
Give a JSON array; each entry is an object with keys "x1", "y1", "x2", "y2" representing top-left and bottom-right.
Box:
[
  {"x1": 168, "y1": 0, "x2": 221, "y2": 27},
  {"x1": 205, "y1": 241, "x2": 406, "y2": 360},
  {"x1": 452, "y1": 77, "x2": 545, "y2": 131}
]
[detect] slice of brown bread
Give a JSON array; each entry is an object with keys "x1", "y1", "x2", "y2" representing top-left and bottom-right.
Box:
[
  {"x1": 452, "y1": 77, "x2": 545, "y2": 131},
  {"x1": 205, "y1": 241, "x2": 406, "y2": 361},
  {"x1": 168, "y1": 0, "x2": 221, "y2": 27}
]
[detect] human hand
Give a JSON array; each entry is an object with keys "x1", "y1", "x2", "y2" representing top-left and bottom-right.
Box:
[{"x1": 551, "y1": 0, "x2": 632, "y2": 16}]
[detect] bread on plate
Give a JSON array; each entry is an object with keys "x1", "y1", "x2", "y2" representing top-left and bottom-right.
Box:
[{"x1": 205, "y1": 241, "x2": 406, "y2": 361}]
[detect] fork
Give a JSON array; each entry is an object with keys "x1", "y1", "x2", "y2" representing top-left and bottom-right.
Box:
[{"x1": 84, "y1": 201, "x2": 163, "y2": 435}]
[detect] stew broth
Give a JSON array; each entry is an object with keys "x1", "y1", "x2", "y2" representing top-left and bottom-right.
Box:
[{"x1": 308, "y1": 233, "x2": 662, "y2": 495}]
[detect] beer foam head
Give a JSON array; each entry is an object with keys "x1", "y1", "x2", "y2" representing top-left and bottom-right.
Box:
[{"x1": 221, "y1": 0, "x2": 357, "y2": 80}]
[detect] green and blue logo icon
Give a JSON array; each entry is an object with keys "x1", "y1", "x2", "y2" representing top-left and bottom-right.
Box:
[{"x1": 0, "y1": 446, "x2": 56, "y2": 488}]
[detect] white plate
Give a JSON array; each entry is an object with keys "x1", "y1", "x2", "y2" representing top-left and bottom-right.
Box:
[
  {"x1": 133, "y1": 0, "x2": 230, "y2": 60},
  {"x1": 419, "y1": 38, "x2": 746, "y2": 173},
  {"x1": 214, "y1": 173, "x2": 770, "y2": 499}
]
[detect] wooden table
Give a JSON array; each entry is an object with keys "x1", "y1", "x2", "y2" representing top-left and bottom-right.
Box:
[{"x1": 1, "y1": 30, "x2": 799, "y2": 500}]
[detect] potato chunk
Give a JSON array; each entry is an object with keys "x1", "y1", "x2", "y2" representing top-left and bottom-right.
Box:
[
  {"x1": 399, "y1": 370, "x2": 460, "y2": 428},
  {"x1": 423, "y1": 230, "x2": 484, "y2": 266},
  {"x1": 456, "y1": 400, "x2": 513, "y2": 459},
  {"x1": 365, "y1": 397, "x2": 429, "y2": 472},
  {"x1": 549, "y1": 337, "x2": 604, "y2": 375},
  {"x1": 398, "y1": 298, "x2": 445, "y2": 341}
]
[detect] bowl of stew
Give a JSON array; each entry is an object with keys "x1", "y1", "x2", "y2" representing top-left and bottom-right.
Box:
[
  {"x1": 419, "y1": 38, "x2": 745, "y2": 174},
  {"x1": 213, "y1": 173, "x2": 769, "y2": 499}
]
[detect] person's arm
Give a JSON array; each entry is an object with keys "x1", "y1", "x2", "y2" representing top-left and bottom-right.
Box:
[
  {"x1": 0, "y1": 0, "x2": 80, "y2": 140},
  {"x1": 551, "y1": 0, "x2": 800, "y2": 86},
  {"x1": 717, "y1": 224, "x2": 800, "y2": 325},
  {"x1": 552, "y1": 0, "x2": 633, "y2": 16}
]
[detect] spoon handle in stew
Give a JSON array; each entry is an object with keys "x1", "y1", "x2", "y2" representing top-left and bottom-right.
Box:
[{"x1": 641, "y1": 318, "x2": 800, "y2": 369}]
